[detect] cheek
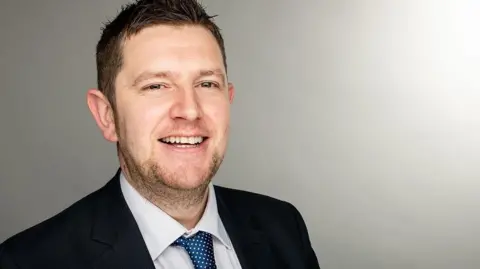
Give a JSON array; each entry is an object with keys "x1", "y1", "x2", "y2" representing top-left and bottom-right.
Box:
[
  {"x1": 119, "y1": 102, "x2": 165, "y2": 144},
  {"x1": 203, "y1": 99, "x2": 230, "y2": 134}
]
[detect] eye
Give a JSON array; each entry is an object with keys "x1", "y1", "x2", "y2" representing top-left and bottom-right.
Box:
[
  {"x1": 198, "y1": 81, "x2": 220, "y2": 89},
  {"x1": 143, "y1": 84, "x2": 167, "y2": 90}
]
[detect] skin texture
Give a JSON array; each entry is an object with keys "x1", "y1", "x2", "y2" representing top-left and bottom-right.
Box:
[{"x1": 87, "y1": 25, "x2": 235, "y2": 229}]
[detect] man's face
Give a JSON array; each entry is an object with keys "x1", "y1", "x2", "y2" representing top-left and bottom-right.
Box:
[{"x1": 109, "y1": 25, "x2": 233, "y2": 190}]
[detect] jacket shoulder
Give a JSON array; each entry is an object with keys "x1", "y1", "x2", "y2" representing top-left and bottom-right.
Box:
[
  {"x1": 214, "y1": 185, "x2": 321, "y2": 268},
  {"x1": 214, "y1": 184, "x2": 290, "y2": 204},
  {"x1": 214, "y1": 185, "x2": 300, "y2": 219},
  {"x1": 0, "y1": 183, "x2": 108, "y2": 266}
]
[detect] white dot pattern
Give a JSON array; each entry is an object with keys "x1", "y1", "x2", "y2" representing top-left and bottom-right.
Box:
[{"x1": 172, "y1": 231, "x2": 217, "y2": 269}]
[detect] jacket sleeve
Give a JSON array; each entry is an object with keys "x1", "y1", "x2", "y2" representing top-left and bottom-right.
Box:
[
  {"x1": 289, "y1": 203, "x2": 321, "y2": 269},
  {"x1": 0, "y1": 242, "x2": 21, "y2": 269}
]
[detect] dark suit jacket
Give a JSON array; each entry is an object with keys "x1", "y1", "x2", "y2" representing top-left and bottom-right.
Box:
[{"x1": 0, "y1": 169, "x2": 320, "y2": 269}]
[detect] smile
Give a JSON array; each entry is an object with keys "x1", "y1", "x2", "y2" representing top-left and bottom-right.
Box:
[{"x1": 159, "y1": 136, "x2": 208, "y2": 148}]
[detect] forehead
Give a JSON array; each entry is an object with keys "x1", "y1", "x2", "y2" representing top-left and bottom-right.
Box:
[{"x1": 119, "y1": 25, "x2": 224, "y2": 79}]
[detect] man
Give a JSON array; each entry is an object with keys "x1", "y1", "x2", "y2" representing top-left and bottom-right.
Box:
[{"x1": 0, "y1": 0, "x2": 320, "y2": 268}]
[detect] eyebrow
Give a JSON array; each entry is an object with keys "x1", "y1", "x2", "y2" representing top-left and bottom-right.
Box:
[
  {"x1": 132, "y1": 71, "x2": 173, "y2": 87},
  {"x1": 198, "y1": 68, "x2": 227, "y2": 86},
  {"x1": 132, "y1": 68, "x2": 227, "y2": 87}
]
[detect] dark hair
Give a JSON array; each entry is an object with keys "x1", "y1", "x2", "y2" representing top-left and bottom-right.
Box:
[{"x1": 95, "y1": 0, "x2": 226, "y2": 108}]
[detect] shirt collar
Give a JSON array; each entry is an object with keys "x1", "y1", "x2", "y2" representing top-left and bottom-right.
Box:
[{"x1": 119, "y1": 172, "x2": 232, "y2": 261}]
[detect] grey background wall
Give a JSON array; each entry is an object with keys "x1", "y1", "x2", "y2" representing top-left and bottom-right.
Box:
[{"x1": 1, "y1": 0, "x2": 479, "y2": 268}]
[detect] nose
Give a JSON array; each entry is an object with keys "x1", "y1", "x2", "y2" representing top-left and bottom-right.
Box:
[{"x1": 170, "y1": 87, "x2": 203, "y2": 121}]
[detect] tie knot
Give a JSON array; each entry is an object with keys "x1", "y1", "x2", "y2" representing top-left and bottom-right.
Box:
[
  {"x1": 172, "y1": 231, "x2": 212, "y2": 248},
  {"x1": 172, "y1": 231, "x2": 216, "y2": 269}
]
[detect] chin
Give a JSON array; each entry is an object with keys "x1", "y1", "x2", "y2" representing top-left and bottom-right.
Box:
[
  {"x1": 147, "y1": 151, "x2": 223, "y2": 190},
  {"x1": 179, "y1": 180, "x2": 210, "y2": 191},
  {"x1": 163, "y1": 178, "x2": 211, "y2": 191},
  {"x1": 156, "y1": 168, "x2": 213, "y2": 190}
]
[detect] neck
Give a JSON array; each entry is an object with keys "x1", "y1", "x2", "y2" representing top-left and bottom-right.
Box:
[
  {"x1": 163, "y1": 189, "x2": 209, "y2": 230},
  {"x1": 121, "y1": 163, "x2": 210, "y2": 230},
  {"x1": 148, "y1": 184, "x2": 209, "y2": 230}
]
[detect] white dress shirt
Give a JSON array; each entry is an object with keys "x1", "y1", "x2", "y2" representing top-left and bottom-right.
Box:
[{"x1": 120, "y1": 173, "x2": 242, "y2": 269}]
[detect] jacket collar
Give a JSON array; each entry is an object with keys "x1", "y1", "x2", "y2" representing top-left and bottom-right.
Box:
[
  {"x1": 215, "y1": 185, "x2": 282, "y2": 269},
  {"x1": 89, "y1": 169, "x2": 278, "y2": 269},
  {"x1": 90, "y1": 169, "x2": 155, "y2": 269}
]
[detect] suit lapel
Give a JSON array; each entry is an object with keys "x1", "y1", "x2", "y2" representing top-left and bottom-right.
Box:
[
  {"x1": 215, "y1": 186, "x2": 281, "y2": 269},
  {"x1": 86, "y1": 170, "x2": 281, "y2": 269},
  {"x1": 89, "y1": 170, "x2": 155, "y2": 269}
]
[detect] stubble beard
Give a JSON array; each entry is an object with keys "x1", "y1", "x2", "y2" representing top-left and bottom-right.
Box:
[{"x1": 118, "y1": 139, "x2": 224, "y2": 212}]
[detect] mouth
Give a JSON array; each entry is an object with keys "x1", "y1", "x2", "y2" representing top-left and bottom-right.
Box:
[{"x1": 158, "y1": 136, "x2": 209, "y2": 148}]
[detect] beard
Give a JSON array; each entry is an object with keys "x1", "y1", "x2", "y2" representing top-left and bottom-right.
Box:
[{"x1": 117, "y1": 138, "x2": 224, "y2": 207}]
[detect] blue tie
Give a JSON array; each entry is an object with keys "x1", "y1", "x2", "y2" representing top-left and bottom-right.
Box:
[{"x1": 172, "y1": 231, "x2": 217, "y2": 269}]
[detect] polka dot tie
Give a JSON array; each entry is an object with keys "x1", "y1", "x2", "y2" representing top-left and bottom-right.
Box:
[{"x1": 172, "y1": 231, "x2": 217, "y2": 269}]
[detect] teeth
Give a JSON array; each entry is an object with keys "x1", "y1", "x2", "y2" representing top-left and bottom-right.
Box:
[{"x1": 160, "y1": 136, "x2": 204, "y2": 144}]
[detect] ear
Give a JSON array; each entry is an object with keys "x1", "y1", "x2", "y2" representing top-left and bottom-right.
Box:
[
  {"x1": 227, "y1": 82, "x2": 235, "y2": 104},
  {"x1": 86, "y1": 89, "x2": 118, "y2": 142}
]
